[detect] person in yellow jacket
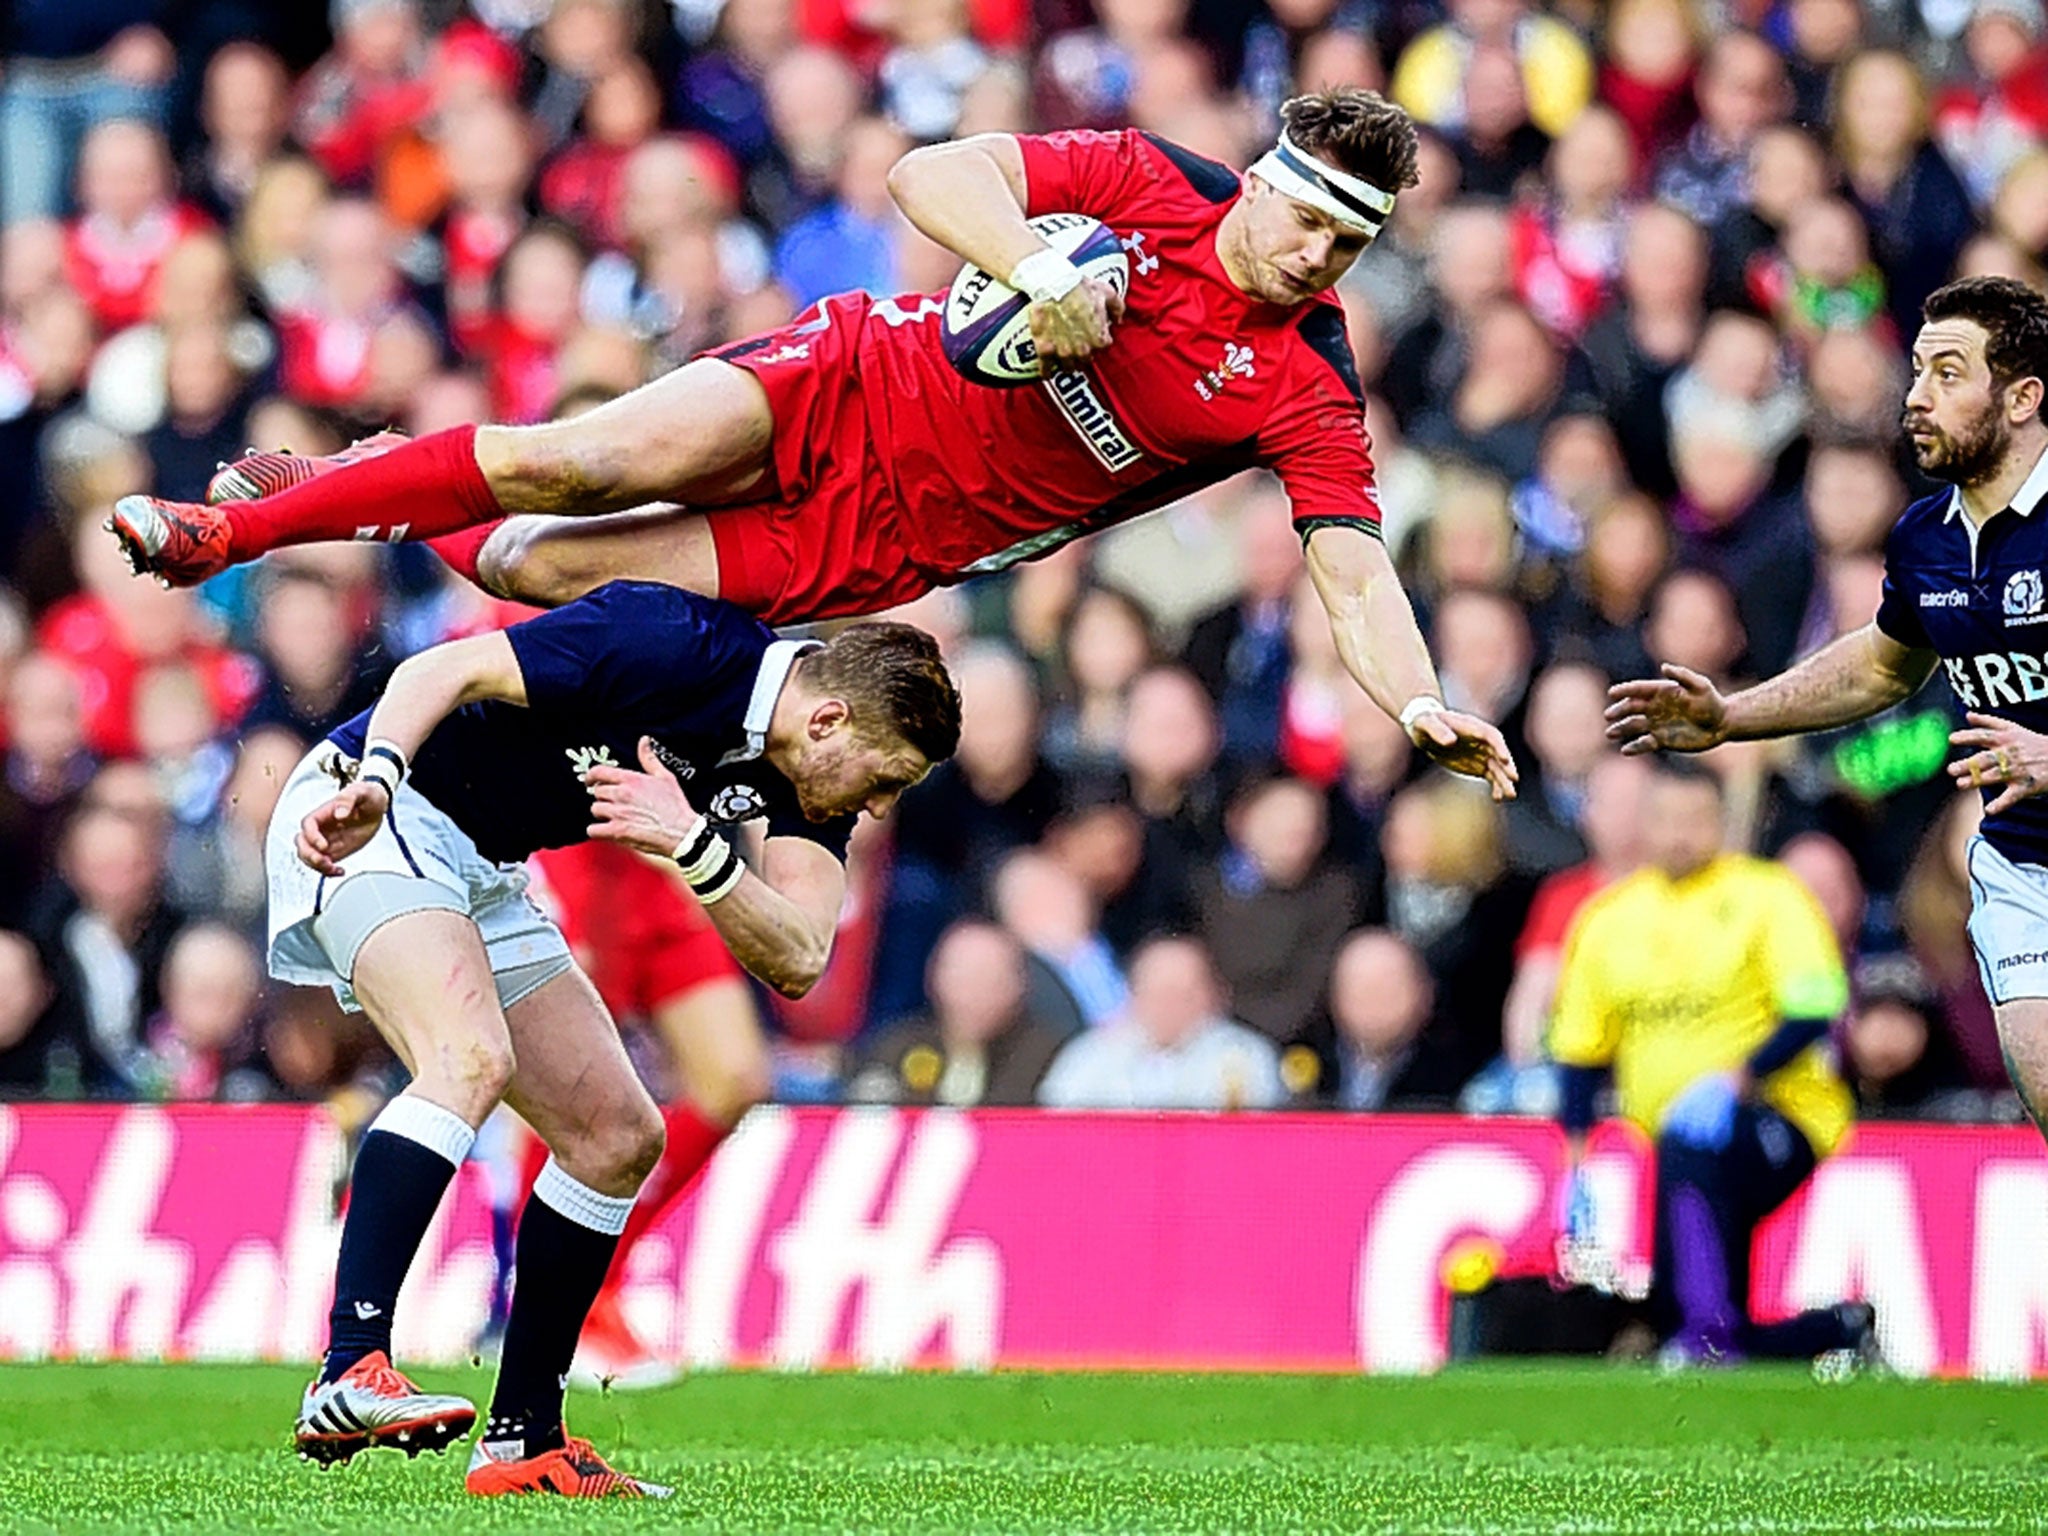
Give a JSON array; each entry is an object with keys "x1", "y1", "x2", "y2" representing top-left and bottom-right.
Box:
[
  {"x1": 1550, "y1": 754, "x2": 1877, "y2": 1366},
  {"x1": 1389, "y1": 0, "x2": 1594, "y2": 140}
]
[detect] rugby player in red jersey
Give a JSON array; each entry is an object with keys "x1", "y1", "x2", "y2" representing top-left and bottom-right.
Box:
[{"x1": 109, "y1": 87, "x2": 1516, "y2": 794}]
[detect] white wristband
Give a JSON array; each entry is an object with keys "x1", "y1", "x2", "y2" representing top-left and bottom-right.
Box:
[
  {"x1": 1009, "y1": 247, "x2": 1084, "y2": 306},
  {"x1": 359, "y1": 737, "x2": 407, "y2": 798},
  {"x1": 1398, "y1": 696, "x2": 1446, "y2": 733}
]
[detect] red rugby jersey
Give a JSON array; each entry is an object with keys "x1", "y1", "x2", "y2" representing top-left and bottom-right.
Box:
[{"x1": 852, "y1": 128, "x2": 1383, "y2": 581}]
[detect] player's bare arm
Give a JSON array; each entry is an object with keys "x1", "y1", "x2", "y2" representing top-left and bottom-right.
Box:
[
  {"x1": 1303, "y1": 523, "x2": 1519, "y2": 800},
  {"x1": 887, "y1": 133, "x2": 1124, "y2": 364},
  {"x1": 297, "y1": 633, "x2": 529, "y2": 875},
  {"x1": 583, "y1": 738, "x2": 842, "y2": 997},
  {"x1": 1605, "y1": 623, "x2": 1938, "y2": 756}
]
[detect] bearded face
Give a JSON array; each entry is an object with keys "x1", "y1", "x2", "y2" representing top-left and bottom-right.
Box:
[
  {"x1": 1903, "y1": 318, "x2": 2020, "y2": 490},
  {"x1": 1904, "y1": 385, "x2": 2009, "y2": 486}
]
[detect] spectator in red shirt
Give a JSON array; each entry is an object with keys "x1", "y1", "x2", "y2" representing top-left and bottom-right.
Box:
[
  {"x1": 274, "y1": 196, "x2": 436, "y2": 412},
  {"x1": 1597, "y1": 0, "x2": 1699, "y2": 176},
  {"x1": 436, "y1": 98, "x2": 537, "y2": 355},
  {"x1": 63, "y1": 119, "x2": 210, "y2": 336},
  {"x1": 1934, "y1": 0, "x2": 2048, "y2": 208},
  {"x1": 539, "y1": 56, "x2": 663, "y2": 253},
  {"x1": 1509, "y1": 105, "x2": 1633, "y2": 341},
  {"x1": 481, "y1": 222, "x2": 589, "y2": 423},
  {"x1": 294, "y1": 0, "x2": 431, "y2": 191},
  {"x1": 35, "y1": 519, "x2": 257, "y2": 761}
]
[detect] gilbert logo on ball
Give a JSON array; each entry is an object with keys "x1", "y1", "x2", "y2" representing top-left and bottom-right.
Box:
[{"x1": 940, "y1": 213, "x2": 1131, "y2": 388}]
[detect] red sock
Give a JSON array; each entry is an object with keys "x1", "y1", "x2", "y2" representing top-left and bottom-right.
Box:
[
  {"x1": 424, "y1": 518, "x2": 505, "y2": 587},
  {"x1": 603, "y1": 1102, "x2": 730, "y2": 1290},
  {"x1": 222, "y1": 426, "x2": 503, "y2": 563}
]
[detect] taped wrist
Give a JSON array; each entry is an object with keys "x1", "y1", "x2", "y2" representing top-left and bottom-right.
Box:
[
  {"x1": 359, "y1": 739, "x2": 408, "y2": 799},
  {"x1": 1009, "y1": 247, "x2": 1084, "y2": 305},
  {"x1": 671, "y1": 816, "x2": 745, "y2": 905}
]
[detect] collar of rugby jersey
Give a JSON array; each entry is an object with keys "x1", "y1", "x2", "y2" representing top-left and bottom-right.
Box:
[
  {"x1": 719, "y1": 638, "x2": 824, "y2": 765},
  {"x1": 1944, "y1": 438, "x2": 2048, "y2": 524}
]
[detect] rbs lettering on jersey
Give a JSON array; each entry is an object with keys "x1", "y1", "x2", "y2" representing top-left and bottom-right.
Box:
[{"x1": 1943, "y1": 651, "x2": 2048, "y2": 709}]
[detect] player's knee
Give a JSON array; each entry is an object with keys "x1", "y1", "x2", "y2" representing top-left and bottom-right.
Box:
[
  {"x1": 611, "y1": 1099, "x2": 667, "y2": 1191},
  {"x1": 453, "y1": 1033, "x2": 516, "y2": 1109},
  {"x1": 478, "y1": 517, "x2": 584, "y2": 607}
]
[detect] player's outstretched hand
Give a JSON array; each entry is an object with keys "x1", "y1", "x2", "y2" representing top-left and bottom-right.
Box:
[
  {"x1": 1949, "y1": 711, "x2": 2048, "y2": 813},
  {"x1": 1028, "y1": 277, "x2": 1122, "y2": 367},
  {"x1": 296, "y1": 782, "x2": 390, "y2": 876},
  {"x1": 585, "y1": 736, "x2": 700, "y2": 857},
  {"x1": 1411, "y1": 709, "x2": 1520, "y2": 801},
  {"x1": 1605, "y1": 663, "x2": 1729, "y2": 755}
]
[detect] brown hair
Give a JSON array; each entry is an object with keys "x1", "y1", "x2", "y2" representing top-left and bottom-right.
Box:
[
  {"x1": 801, "y1": 622, "x2": 961, "y2": 765},
  {"x1": 1922, "y1": 275, "x2": 2048, "y2": 392},
  {"x1": 1279, "y1": 88, "x2": 1422, "y2": 196}
]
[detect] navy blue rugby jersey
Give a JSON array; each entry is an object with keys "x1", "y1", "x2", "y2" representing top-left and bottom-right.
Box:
[
  {"x1": 329, "y1": 581, "x2": 854, "y2": 865},
  {"x1": 1875, "y1": 449, "x2": 2048, "y2": 866}
]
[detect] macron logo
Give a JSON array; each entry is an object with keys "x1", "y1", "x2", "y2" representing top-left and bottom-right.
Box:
[{"x1": 1920, "y1": 591, "x2": 1969, "y2": 608}]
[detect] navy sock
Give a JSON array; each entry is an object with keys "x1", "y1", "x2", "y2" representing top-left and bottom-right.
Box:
[
  {"x1": 321, "y1": 1097, "x2": 475, "y2": 1384},
  {"x1": 486, "y1": 1160, "x2": 631, "y2": 1456},
  {"x1": 1742, "y1": 1304, "x2": 1862, "y2": 1360}
]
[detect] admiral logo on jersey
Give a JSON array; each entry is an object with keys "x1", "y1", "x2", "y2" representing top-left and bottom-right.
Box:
[{"x1": 1045, "y1": 370, "x2": 1143, "y2": 471}]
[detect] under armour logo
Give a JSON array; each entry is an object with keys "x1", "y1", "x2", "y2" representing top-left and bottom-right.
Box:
[
  {"x1": 567, "y1": 744, "x2": 617, "y2": 781},
  {"x1": 354, "y1": 1301, "x2": 382, "y2": 1320},
  {"x1": 1120, "y1": 231, "x2": 1159, "y2": 276}
]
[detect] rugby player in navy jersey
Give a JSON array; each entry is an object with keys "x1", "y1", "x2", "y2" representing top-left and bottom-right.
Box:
[
  {"x1": 1608, "y1": 275, "x2": 2048, "y2": 1142},
  {"x1": 264, "y1": 583, "x2": 958, "y2": 1496}
]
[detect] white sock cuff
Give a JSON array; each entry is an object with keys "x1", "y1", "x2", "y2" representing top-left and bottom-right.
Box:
[
  {"x1": 370, "y1": 1094, "x2": 477, "y2": 1168},
  {"x1": 533, "y1": 1156, "x2": 635, "y2": 1236}
]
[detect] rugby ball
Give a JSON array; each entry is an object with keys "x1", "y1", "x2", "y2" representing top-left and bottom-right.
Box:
[{"x1": 940, "y1": 213, "x2": 1130, "y2": 387}]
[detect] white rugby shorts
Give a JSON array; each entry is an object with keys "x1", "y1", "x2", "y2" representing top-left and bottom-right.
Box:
[
  {"x1": 1966, "y1": 834, "x2": 2048, "y2": 1004},
  {"x1": 265, "y1": 743, "x2": 571, "y2": 1011}
]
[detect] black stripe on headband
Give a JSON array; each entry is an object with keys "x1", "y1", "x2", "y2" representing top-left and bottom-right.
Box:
[{"x1": 1271, "y1": 139, "x2": 1386, "y2": 229}]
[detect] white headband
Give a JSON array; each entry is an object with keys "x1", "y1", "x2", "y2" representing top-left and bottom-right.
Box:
[{"x1": 1247, "y1": 132, "x2": 1395, "y2": 237}]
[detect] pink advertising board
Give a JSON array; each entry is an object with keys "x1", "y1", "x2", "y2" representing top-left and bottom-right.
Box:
[{"x1": 0, "y1": 1103, "x2": 2042, "y2": 1377}]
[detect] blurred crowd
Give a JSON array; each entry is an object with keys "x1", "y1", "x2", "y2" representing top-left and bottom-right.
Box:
[{"x1": 1, "y1": 0, "x2": 2041, "y2": 1128}]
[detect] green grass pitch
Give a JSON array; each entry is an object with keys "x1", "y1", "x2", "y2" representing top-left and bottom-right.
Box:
[{"x1": 2, "y1": 1362, "x2": 2045, "y2": 1533}]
